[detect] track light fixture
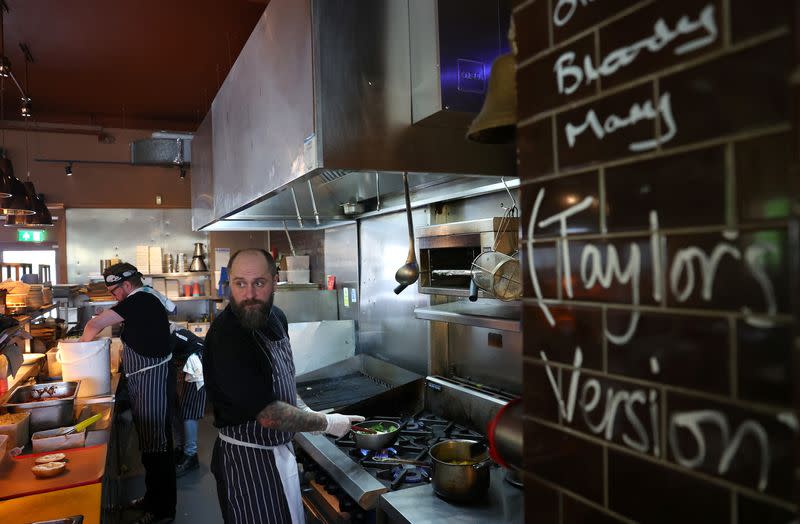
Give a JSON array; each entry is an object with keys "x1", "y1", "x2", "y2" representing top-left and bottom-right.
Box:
[
  {"x1": 179, "y1": 167, "x2": 186, "y2": 180},
  {"x1": 20, "y1": 96, "x2": 30, "y2": 118},
  {"x1": 0, "y1": 56, "x2": 9, "y2": 78},
  {"x1": 65, "y1": 163, "x2": 72, "y2": 176}
]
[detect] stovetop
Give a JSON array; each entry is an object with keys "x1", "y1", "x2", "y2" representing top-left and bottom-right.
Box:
[{"x1": 330, "y1": 413, "x2": 485, "y2": 491}]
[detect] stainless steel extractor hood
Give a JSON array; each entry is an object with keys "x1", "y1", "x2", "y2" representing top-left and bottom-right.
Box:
[{"x1": 192, "y1": 0, "x2": 513, "y2": 231}]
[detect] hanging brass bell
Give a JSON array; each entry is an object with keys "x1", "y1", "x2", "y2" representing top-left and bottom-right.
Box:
[{"x1": 466, "y1": 53, "x2": 517, "y2": 144}]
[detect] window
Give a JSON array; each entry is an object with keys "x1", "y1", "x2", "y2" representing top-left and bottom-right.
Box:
[{"x1": 2, "y1": 250, "x2": 57, "y2": 282}]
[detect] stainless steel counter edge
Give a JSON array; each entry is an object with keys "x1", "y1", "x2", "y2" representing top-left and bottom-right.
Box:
[
  {"x1": 294, "y1": 432, "x2": 389, "y2": 510},
  {"x1": 378, "y1": 467, "x2": 524, "y2": 523}
]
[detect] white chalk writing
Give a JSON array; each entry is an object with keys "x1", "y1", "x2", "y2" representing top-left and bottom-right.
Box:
[
  {"x1": 669, "y1": 411, "x2": 770, "y2": 491},
  {"x1": 564, "y1": 91, "x2": 677, "y2": 152},
  {"x1": 542, "y1": 347, "x2": 659, "y2": 456},
  {"x1": 554, "y1": 5, "x2": 717, "y2": 94},
  {"x1": 526, "y1": 188, "x2": 781, "y2": 341},
  {"x1": 541, "y1": 347, "x2": 792, "y2": 491},
  {"x1": 552, "y1": 0, "x2": 597, "y2": 28},
  {"x1": 669, "y1": 244, "x2": 741, "y2": 302}
]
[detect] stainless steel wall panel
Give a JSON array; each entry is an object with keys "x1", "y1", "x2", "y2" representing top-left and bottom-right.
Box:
[
  {"x1": 437, "y1": 188, "x2": 520, "y2": 224},
  {"x1": 410, "y1": 0, "x2": 512, "y2": 127},
  {"x1": 313, "y1": 0, "x2": 513, "y2": 178},
  {"x1": 66, "y1": 209, "x2": 207, "y2": 283},
  {"x1": 191, "y1": 112, "x2": 214, "y2": 230},
  {"x1": 211, "y1": 0, "x2": 315, "y2": 220},
  {"x1": 359, "y1": 209, "x2": 431, "y2": 376},
  {"x1": 274, "y1": 290, "x2": 339, "y2": 323},
  {"x1": 324, "y1": 224, "x2": 359, "y2": 322},
  {"x1": 447, "y1": 324, "x2": 522, "y2": 395}
]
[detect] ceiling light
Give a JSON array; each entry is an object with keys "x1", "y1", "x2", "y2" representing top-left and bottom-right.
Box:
[
  {"x1": 0, "y1": 175, "x2": 35, "y2": 215},
  {"x1": 20, "y1": 96, "x2": 31, "y2": 118},
  {"x1": 0, "y1": 56, "x2": 10, "y2": 78},
  {"x1": 65, "y1": 163, "x2": 73, "y2": 176},
  {"x1": 5, "y1": 186, "x2": 53, "y2": 227},
  {"x1": 0, "y1": 157, "x2": 34, "y2": 214},
  {"x1": 0, "y1": 158, "x2": 15, "y2": 198}
]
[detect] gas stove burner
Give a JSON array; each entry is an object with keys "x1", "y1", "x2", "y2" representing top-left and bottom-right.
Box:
[
  {"x1": 404, "y1": 420, "x2": 424, "y2": 431},
  {"x1": 392, "y1": 466, "x2": 429, "y2": 484},
  {"x1": 326, "y1": 410, "x2": 488, "y2": 491},
  {"x1": 373, "y1": 448, "x2": 398, "y2": 460}
]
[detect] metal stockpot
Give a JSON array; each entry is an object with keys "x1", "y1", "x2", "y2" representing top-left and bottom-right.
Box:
[
  {"x1": 350, "y1": 419, "x2": 400, "y2": 451},
  {"x1": 428, "y1": 439, "x2": 491, "y2": 502}
]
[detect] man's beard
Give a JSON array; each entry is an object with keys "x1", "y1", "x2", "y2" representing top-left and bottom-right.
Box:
[{"x1": 231, "y1": 294, "x2": 273, "y2": 330}]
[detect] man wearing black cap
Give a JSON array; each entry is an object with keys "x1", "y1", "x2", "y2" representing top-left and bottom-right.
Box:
[{"x1": 80, "y1": 262, "x2": 176, "y2": 524}]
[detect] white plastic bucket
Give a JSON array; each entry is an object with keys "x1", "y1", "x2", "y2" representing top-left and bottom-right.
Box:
[
  {"x1": 285, "y1": 255, "x2": 309, "y2": 271},
  {"x1": 56, "y1": 339, "x2": 111, "y2": 397}
]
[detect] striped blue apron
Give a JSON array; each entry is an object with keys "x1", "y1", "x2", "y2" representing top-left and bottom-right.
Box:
[
  {"x1": 211, "y1": 314, "x2": 304, "y2": 524},
  {"x1": 124, "y1": 344, "x2": 173, "y2": 453},
  {"x1": 176, "y1": 355, "x2": 207, "y2": 420}
]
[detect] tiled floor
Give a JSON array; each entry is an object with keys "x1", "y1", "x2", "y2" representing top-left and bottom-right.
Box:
[{"x1": 118, "y1": 410, "x2": 222, "y2": 523}]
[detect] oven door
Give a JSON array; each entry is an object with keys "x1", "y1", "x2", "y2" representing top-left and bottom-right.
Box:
[{"x1": 302, "y1": 481, "x2": 368, "y2": 524}]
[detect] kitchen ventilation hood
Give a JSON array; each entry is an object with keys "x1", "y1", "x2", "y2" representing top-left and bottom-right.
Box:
[{"x1": 192, "y1": 0, "x2": 513, "y2": 231}]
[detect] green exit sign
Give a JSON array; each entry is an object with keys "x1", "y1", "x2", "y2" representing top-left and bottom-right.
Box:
[{"x1": 18, "y1": 229, "x2": 47, "y2": 242}]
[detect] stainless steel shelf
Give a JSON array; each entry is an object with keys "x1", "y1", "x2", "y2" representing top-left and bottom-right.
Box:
[
  {"x1": 414, "y1": 301, "x2": 520, "y2": 332},
  {"x1": 171, "y1": 296, "x2": 222, "y2": 302}
]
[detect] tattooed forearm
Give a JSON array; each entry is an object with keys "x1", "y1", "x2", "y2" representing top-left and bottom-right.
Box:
[{"x1": 257, "y1": 400, "x2": 327, "y2": 432}]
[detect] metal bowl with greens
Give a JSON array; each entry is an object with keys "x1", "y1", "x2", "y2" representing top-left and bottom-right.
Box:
[{"x1": 351, "y1": 419, "x2": 400, "y2": 450}]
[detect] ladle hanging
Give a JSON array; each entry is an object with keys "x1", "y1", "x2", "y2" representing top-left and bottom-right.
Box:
[{"x1": 394, "y1": 172, "x2": 419, "y2": 294}]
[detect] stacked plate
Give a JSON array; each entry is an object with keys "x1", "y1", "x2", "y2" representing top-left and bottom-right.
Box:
[
  {"x1": 27, "y1": 284, "x2": 44, "y2": 309},
  {"x1": 42, "y1": 285, "x2": 53, "y2": 305}
]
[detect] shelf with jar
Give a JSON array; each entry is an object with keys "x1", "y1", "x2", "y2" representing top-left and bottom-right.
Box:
[{"x1": 142, "y1": 270, "x2": 217, "y2": 329}]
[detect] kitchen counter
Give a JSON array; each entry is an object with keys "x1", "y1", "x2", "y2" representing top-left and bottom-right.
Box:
[
  {"x1": 0, "y1": 374, "x2": 119, "y2": 524},
  {"x1": 378, "y1": 467, "x2": 524, "y2": 523}
]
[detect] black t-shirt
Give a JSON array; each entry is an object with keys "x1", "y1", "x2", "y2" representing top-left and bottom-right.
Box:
[
  {"x1": 203, "y1": 305, "x2": 289, "y2": 428},
  {"x1": 170, "y1": 327, "x2": 205, "y2": 363},
  {"x1": 111, "y1": 291, "x2": 171, "y2": 358}
]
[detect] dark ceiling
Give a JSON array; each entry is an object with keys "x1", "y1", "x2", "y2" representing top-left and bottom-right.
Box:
[{"x1": 0, "y1": 0, "x2": 267, "y2": 131}]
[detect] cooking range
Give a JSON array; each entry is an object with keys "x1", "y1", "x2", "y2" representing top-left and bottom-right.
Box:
[
  {"x1": 295, "y1": 358, "x2": 522, "y2": 523},
  {"x1": 296, "y1": 412, "x2": 486, "y2": 523}
]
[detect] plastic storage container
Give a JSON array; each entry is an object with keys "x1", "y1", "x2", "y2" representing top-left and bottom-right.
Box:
[
  {"x1": 32, "y1": 427, "x2": 86, "y2": 453},
  {"x1": 57, "y1": 339, "x2": 111, "y2": 397},
  {"x1": 46, "y1": 347, "x2": 62, "y2": 378},
  {"x1": 0, "y1": 434, "x2": 8, "y2": 465},
  {"x1": 285, "y1": 255, "x2": 309, "y2": 271},
  {"x1": 0, "y1": 411, "x2": 30, "y2": 448},
  {"x1": 284, "y1": 270, "x2": 310, "y2": 283}
]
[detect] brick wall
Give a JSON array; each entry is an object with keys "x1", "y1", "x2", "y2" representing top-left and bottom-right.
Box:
[{"x1": 515, "y1": 1, "x2": 798, "y2": 522}]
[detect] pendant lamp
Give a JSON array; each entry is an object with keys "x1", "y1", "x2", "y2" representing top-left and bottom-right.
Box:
[
  {"x1": 5, "y1": 183, "x2": 53, "y2": 227},
  {"x1": 0, "y1": 157, "x2": 16, "y2": 198},
  {"x1": 0, "y1": 176, "x2": 35, "y2": 215},
  {"x1": 0, "y1": 156, "x2": 35, "y2": 215}
]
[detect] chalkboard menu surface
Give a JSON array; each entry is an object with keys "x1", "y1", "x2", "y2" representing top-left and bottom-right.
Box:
[{"x1": 515, "y1": 1, "x2": 798, "y2": 522}]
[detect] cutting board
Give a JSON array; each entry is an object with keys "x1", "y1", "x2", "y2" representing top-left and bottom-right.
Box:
[{"x1": 0, "y1": 444, "x2": 107, "y2": 500}]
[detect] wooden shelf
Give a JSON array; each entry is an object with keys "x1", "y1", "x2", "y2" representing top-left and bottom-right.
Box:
[{"x1": 10, "y1": 303, "x2": 58, "y2": 325}]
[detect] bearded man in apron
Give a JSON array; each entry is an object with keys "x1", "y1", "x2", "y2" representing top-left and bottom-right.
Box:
[
  {"x1": 203, "y1": 249, "x2": 364, "y2": 524},
  {"x1": 80, "y1": 262, "x2": 176, "y2": 524}
]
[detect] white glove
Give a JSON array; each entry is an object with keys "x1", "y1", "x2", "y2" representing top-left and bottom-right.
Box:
[{"x1": 324, "y1": 413, "x2": 365, "y2": 438}]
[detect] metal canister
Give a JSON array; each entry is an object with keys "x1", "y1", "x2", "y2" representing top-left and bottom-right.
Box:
[
  {"x1": 176, "y1": 253, "x2": 187, "y2": 272},
  {"x1": 164, "y1": 253, "x2": 174, "y2": 273}
]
